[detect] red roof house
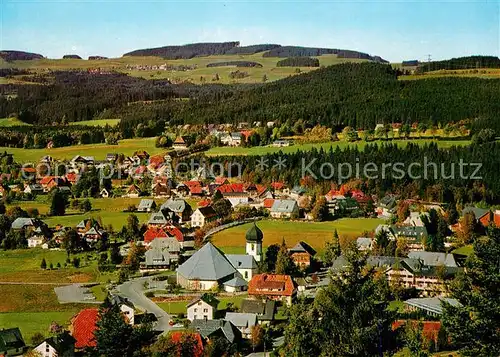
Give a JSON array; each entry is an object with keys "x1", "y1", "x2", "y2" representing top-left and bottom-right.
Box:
[
  {"x1": 165, "y1": 226, "x2": 184, "y2": 242},
  {"x1": 143, "y1": 227, "x2": 169, "y2": 244},
  {"x1": 263, "y1": 198, "x2": 275, "y2": 209},
  {"x1": 70, "y1": 308, "x2": 99, "y2": 349},
  {"x1": 248, "y1": 274, "x2": 296, "y2": 305}
]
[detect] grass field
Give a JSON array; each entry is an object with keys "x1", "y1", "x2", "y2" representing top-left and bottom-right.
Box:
[
  {"x1": 69, "y1": 118, "x2": 121, "y2": 127},
  {"x1": 211, "y1": 218, "x2": 384, "y2": 253},
  {"x1": 400, "y1": 68, "x2": 500, "y2": 80},
  {"x1": 0, "y1": 137, "x2": 166, "y2": 162},
  {"x1": 5, "y1": 52, "x2": 369, "y2": 84},
  {"x1": 206, "y1": 139, "x2": 471, "y2": 156},
  {"x1": 0, "y1": 117, "x2": 31, "y2": 127}
]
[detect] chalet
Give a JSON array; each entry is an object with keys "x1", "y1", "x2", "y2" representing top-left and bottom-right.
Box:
[
  {"x1": 76, "y1": 219, "x2": 102, "y2": 236},
  {"x1": 290, "y1": 185, "x2": 306, "y2": 199},
  {"x1": 147, "y1": 209, "x2": 178, "y2": 227},
  {"x1": 356, "y1": 237, "x2": 374, "y2": 251},
  {"x1": 288, "y1": 241, "x2": 316, "y2": 268},
  {"x1": 176, "y1": 243, "x2": 246, "y2": 292},
  {"x1": 124, "y1": 184, "x2": 141, "y2": 198},
  {"x1": 84, "y1": 227, "x2": 106, "y2": 244},
  {"x1": 270, "y1": 199, "x2": 299, "y2": 219},
  {"x1": 248, "y1": 274, "x2": 297, "y2": 306},
  {"x1": 270, "y1": 181, "x2": 286, "y2": 194},
  {"x1": 28, "y1": 235, "x2": 44, "y2": 248},
  {"x1": 214, "y1": 177, "x2": 229, "y2": 186},
  {"x1": 404, "y1": 212, "x2": 429, "y2": 227},
  {"x1": 109, "y1": 294, "x2": 135, "y2": 325},
  {"x1": 24, "y1": 183, "x2": 44, "y2": 195},
  {"x1": 376, "y1": 195, "x2": 397, "y2": 217},
  {"x1": 191, "y1": 206, "x2": 217, "y2": 227},
  {"x1": 39, "y1": 176, "x2": 67, "y2": 192},
  {"x1": 221, "y1": 132, "x2": 242, "y2": 146},
  {"x1": 161, "y1": 199, "x2": 193, "y2": 223},
  {"x1": 69, "y1": 308, "x2": 99, "y2": 350},
  {"x1": 65, "y1": 173, "x2": 80, "y2": 185},
  {"x1": 132, "y1": 150, "x2": 150, "y2": 161},
  {"x1": 137, "y1": 199, "x2": 157, "y2": 213},
  {"x1": 187, "y1": 293, "x2": 219, "y2": 321},
  {"x1": 173, "y1": 136, "x2": 189, "y2": 150},
  {"x1": 461, "y1": 206, "x2": 492, "y2": 227},
  {"x1": 224, "y1": 312, "x2": 258, "y2": 339},
  {"x1": 0, "y1": 328, "x2": 26, "y2": 357},
  {"x1": 152, "y1": 183, "x2": 171, "y2": 198},
  {"x1": 142, "y1": 237, "x2": 181, "y2": 270},
  {"x1": 11, "y1": 217, "x2": 42, "y2": 232},
  {"x1": 70, "y1": 155, "x2": 94, "y2": 167},
  {"x1": 190, "y1": 319, "x2": 241, "y2": 345},
  {"x1": 240, "y1": 299, "x2": 276, "y2": 325},
  {"x1": 143, "y1": 227, "x2": 168, "y2": 245},
  {"x1": 33, "y1": 332, "x2": 76, "y2": 357}
]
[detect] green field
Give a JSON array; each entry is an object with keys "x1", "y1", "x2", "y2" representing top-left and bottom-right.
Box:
[
  {"x1": 0, "y1": 137, "x2": 166, "y2": 162},
  {"x1": 0, "y1": 117, "x2": 31, "y2": 127},
  {"x1": 211, "y1": 218, "x2": 384, "y2": 252},
  {"x1": 157, "y1": 295, "x2": 247, "y2": 315},
  {"x1": 69, "y1": 118, "x2": 121, "y2": 127},
  {"x1": 400, "y1": 68, "x2": 500, "y2": 80},
  {"x1": 4, "y1": 52, "x2": 369, "y2": 84},
  {"x1": 206, "y1": 139, "x2": 470, "y2": 156}
]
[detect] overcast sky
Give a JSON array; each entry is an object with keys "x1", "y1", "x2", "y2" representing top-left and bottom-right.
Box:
[{"x1": 1, "y1": 0, "x2": 499, "y2": 62}]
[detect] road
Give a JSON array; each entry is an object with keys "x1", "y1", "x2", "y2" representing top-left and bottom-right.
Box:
[{"x1": 116, "y1": 277, "x2": 172, "y2": 333}]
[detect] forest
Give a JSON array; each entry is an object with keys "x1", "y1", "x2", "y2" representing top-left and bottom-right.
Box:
[
  {"x1": 122, "y1": 41, "x2": 240, "y2": 59},
  {"x1": 0, "y1": 50, "x2": 44, "y2": 61},
  {"x1": 276, "y1": 57, "x2": 320, "y2": 67},
  {"x1": 417, "y1": 55, "x2": 500, "y2": 73},
  {"x1": 62, "y1": 54, "x2": 82, "y2": 59},
  {"x1": 206, "y1": 61, "x2": 263, "y2": 68}
]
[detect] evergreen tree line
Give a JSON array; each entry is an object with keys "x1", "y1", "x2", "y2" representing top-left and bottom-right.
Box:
[{"x1": 416, "y1": 55, "x2": 500, "y2": 73}]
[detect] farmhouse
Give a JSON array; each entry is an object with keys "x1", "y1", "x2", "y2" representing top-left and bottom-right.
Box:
[
  {"x1": 152, "y1": 183, "x2": 171, "y2": 198},
  {"x1": 33, "y1": 332, "x2": 76, "y2": 357},
  {"x1": 110, "y1": 294, "x2": 135, "y2": 325},
  {"x1": 148, "y1": 209, "x2": 178, "y2": 227},
  {"x1": 137, "y1": 199, "x2": 157, "y2": 212},
  {"x1": 191, "y1": 206, "x2": 218, "y2": 227},
  {"x1": 161, "y1": 198, "x2": 193, "y2": 223},
  {"x1": 190, "y1": 319, "x2": 241, "y2": 345},
  {"x1": 248, "y1": 274, "x2": 297, "y2": 306},
  {"x1": 224, "y1": 312, "x2": 258, "y2": 338},
  {"x1": 240, "y1": 299, "x2": 276, "y2": 324},
  {"x1": 124, "y1": 184, "x2": 141, "y2": 198},
  {"x1": 24, "y1": 183, "x2": 44, "y2": 195},
  {"x1": 0, "y1": 328, "x2": 26, "y2": 356},
  {"x1": 187, "y1": 293, "x2": 220, "y2": 321},
  {"x1": 270, "y1": 199, "x2": 299, "y2": 219},
  {"x1": 288, "y1": 241, "x2": 316, "y2": 268},
  {"x1": 11, "y1": 217, "x2": 43, "y2": 231},
  {"x1": 173, "y1": 136, "x2": 189, "y2": 150}
]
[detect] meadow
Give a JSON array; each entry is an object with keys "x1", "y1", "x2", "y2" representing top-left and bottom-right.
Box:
[
  {"x1": 0, "y1": 137, "x2": 166, "y2": 162},
  {"x1": 0, "y1": 117, "x2": 31, "y2": 127},
  {"x1": 156, "y1": 294, "x2": 247, "y2": 315},
  {"x1": 206, "y1": 138, "x2": 471, "y2": 156},
  {"x1": 211, "y1": 218, "x2": 384, "y2": 254},
  {"x1": 69, "y1": 118, "x2": 121, "y2": 127}
]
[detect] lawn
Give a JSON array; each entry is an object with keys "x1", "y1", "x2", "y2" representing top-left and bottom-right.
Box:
[
  {"x1": 452, "y1": 244, "x2": 473, "y2": 256},
  {"x1": 206, "y1": 139, "x2": 470, "y2": 156},
  {"x1": 69, "y1": 118, "x2": 121, "y2": 127},
  {"x1": 0, "y1": 311, "x2": 82, "y2": 342},
  {"x1": 211, "y1": 218, "x2": 384, "y2": 252},
  {"x1": 0, "y1": 137, "x2": 166, "y2": 162},
  {"x1": 0, "y1": 117, "x2": 31, "y2": 127}
]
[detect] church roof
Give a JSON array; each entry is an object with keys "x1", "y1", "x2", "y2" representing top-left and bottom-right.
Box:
[{"x1": 246, "y1": 223, "x2": 263, "y2": 243}]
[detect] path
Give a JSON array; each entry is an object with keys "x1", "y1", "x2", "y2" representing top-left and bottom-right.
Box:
[{"x1": 116, "y1": 276, "x2": 172, "y2": 333}]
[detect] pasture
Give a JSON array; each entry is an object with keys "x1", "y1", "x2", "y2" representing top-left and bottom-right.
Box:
[
  {"x1": 0, "y1": 137, "x2": 166, "y2": 162},
  {"x1": 206, "y1": 139, "x2": 471, "y2": 156},
  {"x1": 156, "y1": 294, "x2": 247, "y2": 315},
  {"x1": 211, "y1": 218, "x2": 384, "y2": 253},
  {"x1": 0, "y1": 117, "x2": 31, "y2": 127},
  {"x1": 69, "y1": 118, "x2": 121, "y2": 127}
]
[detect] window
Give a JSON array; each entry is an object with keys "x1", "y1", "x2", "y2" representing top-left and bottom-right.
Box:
[
  {"x1": 251, "y1": 243, "x2": 255, "y2": 251},
  {"x1": 194, "y1": 308, "x2": 197, "y2": 312},
  {"x1": 245, "y1": 271, "x2": 248, "y2": 279},
  {"x1": 203, "y1": 308, "x2": 208, "y2": 312}
]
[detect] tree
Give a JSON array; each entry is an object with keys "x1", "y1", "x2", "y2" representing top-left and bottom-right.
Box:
[
  {"x1": 204, "y1": 335, "x2": 236, "y2": 357},
  {"x1": 323, "y1": 229, "x2": 341, "y2": 265},
  {"x1": 95, "y1": 304, "x2": 134, "y2": 357},
  {"x1": 458, "y1": 212, "x2": 477, "y2": 245},
  {"x1": 81, "y1": 199, "x2": 92, "y2": 212},
  {"x1": 311, "y1": 195, "x2": 328, "y2": 221},
  {"x1": 149, "y1": 332, "x2": 202, "y2": 357},
  {"x1": 110, "y1": 244, "x2": 122, "y2": 265},
  {"x1": 251, "y1": 324, "x2": 264, "y2": 352},
  {"x1": 404, "y1": 321, "x2": 430, "y2": 357},
  {"x1": 441, "y1": 227, "x2": 500, "y2": 356},
  {"x1": 283, "y1": 243, "x2": 396, "y2": 356},
  {"x1": 397, "y1": 201, "x2": 410, "y2": 222},
  {"x1": 40, "y1": 258, "x2": 47, "y2": 269},
  {"x1": 62, "y1": 228, "x2": 80, "y2": 255},
  {"x1": 49, "y1": 189, "x2": 67, "y2": 216},
  {"x1": 30, "y1": 332, "x2": 45, "y2": 346},
  {"x1": 275, "y1": 239, "x2": 295, "y2": 275},
  {"x1": 263, "y1": 243, "x2": 279, "y2": 272}
]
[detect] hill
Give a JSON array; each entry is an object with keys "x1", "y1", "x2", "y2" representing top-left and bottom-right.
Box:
[
  {"x1": 0, "y1": 50, "x2": 44, "y2": 61},
  {"x1": 416, "y1": 55, "x2": 500, "y2": 73}
]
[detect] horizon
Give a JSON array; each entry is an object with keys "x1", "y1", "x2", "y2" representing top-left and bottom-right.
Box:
[{"x1": 1, "y1": 0, "x2": 499, "y2": 63}]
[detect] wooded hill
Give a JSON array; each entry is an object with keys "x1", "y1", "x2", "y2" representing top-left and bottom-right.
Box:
[
  {"x1": 0, "y1": 50, "x2": 44, "y2": 61},
  {"x1": 417, "y1": 56, "x2": 500, "y2": 73}
]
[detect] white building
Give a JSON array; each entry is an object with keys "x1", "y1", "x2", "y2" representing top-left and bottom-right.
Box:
[{"x1": 186, "y1": 293, "x2": 219, "y2": 321}]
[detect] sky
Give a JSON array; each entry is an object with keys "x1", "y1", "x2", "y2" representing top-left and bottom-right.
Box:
[{"x1": 1, "y1": 0, "x2": 499, "y2": 62}]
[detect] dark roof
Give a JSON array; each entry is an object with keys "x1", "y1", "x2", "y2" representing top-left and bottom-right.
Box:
[
  {"x1": 190, "y1": 319, "x2": 241, "y2": 344},
  {"x1": 289, "y1": 241, "x2": 316, "y2": 256},
  {"x1": 197, "y1": 206, "x2": 217, "y2": 218},
  {"x1": 0, "y1": 328, "x2": 25, "y2": 353},
  {"x1": 462, "y1": 206, "x2": 490, "y2": 219},
  {"x1": 240, "y1": 299, "x2": 276, "y2": 321},
  {"x1": 41, "y1": 332, "x2": 75, "y2": 354},
  {"x1": 187, "y1": 293, "x2": 220, "y2": 308},
  {"x1": 245, "y1": 223, "x2": 263, "y2": 242}
]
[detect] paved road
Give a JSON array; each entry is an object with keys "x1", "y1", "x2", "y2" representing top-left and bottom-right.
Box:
[{"x1": 116, "y1": 277, "x2": 172, "y2": 333}]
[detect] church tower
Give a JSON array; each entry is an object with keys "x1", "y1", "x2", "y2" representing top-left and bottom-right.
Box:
[{"x1": 245, "y1": 222, "x2": 263, "y2": 262}]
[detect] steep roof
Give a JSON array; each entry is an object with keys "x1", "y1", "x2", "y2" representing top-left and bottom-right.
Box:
[
  {"x1": 407, "y1": 251, "x2": 458, "y2": 267},
  {"x1": 11, "y1": 217, "x2": 37, "y2": 230},
  {"x1": 161, "y1": 199, "x2": 191, "y2": 213},
  {"x1": 226, "y1": 254, "x2": 258, "y2": 269},
  {"x1": 177, "y1": 242, "x2": 237, "y2": 281},
  {"x1": 462, "y1": 206, "x2": 490, "y2": 219},
  {"x1": 289, "y1": 241, "x2": 316, "y2": 256},
  {"x1": 143, "y1": 227, "x2": 168, "y2": 243},
  {"x1": 190, "y1": 319, "x2": 241, "y2": 344},
  {"x1": 41, "y1": 332, "x2": 76, "y2": 354},
  {"x1": 187, "y1": 293, "x2": 220, "y2": 308},
  {"x1": 245, "y1": 223, "x2": 263, "y2": 243},
  {"x1": 224, "y1": 312, "x2": 257, "y2": 334},
  {"x1": 0, "y1": 328, "x2": 25, "y2": 353},
  {"x1": 270, "y1": 199, "x2": 298, "y2": 213},
  {"x1": 195, "y1": 206, "x2": 217, "y2": 218},
  {"x1": 240, "y1": 299, "x2": 276, "y2": 321},
  {"x1": 248, "y1": 274, "x2": 296, "y2": 297},
  {"x1": 71, "y1": 308, "x2": 99, "y2": 349},
  {"x1": 138, "y1": 199, "x2": 156, "y2": 209}
]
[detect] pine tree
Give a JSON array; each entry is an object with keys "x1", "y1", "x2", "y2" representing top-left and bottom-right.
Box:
[
  {"x1": 275, "y1": 239, "x2": 295, "y2": 275},
  {"x1": 40, "y1": 258, "x2": 47, "y2": 269},
  {"x1": 95, "y1": 304, "x2": 134, "y2": 357},
  {"x1": 323, "y1": 229, "x2": 341, "y2": 265}
]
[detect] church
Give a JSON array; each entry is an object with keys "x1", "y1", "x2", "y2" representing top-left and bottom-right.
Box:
[{"x1": 176, "y1": 222, "x2": 264, "y2": 292}]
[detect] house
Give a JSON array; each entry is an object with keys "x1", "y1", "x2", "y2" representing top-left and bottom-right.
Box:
[
  {"x1": 39, "y1": 176, "x2": 67, "y2": 193},
  {"x1": 407, "y1": 251, "x2": 458, "y2": 268},
  {"x1": 124, "y1": 184, "x2": 141, "y2": 198},
  {"x1": 133, "y1": 150, "x2": 150, "y2": 161},
  {"x1": 143, "y1": 227, "x2": 168, "y2": 245},
  {"x1": 221, "y1": 132, "x2": 242, "y2": 146},
  {"x1": 110, "y1": 294, "x2": 135, "y2": 325},
  {"x1": 224, "y1": 312, "x2": 258, "y2": 338},
  {"x1": 28, "y1": 235, "x2": 44, "y2": 248},
  {"x1": 190, "y1": 319, "x2": 241, "y2": 345},
  {"x1": 168, "y1": 332, "x2": 204, "y2": 357},
  {"x1": 272, "y1": 139, "x2": 291, "y2": 147},
  {"x1": 288, "y1": 241, "x2": 316, "y2": 268},
  {"x1": 69, "y1": 308, "x2": 99, "y2": 349},
  {"x1": 76, "y1": 219, "x2": 102, "y2": 236},
  {"x1": 392, "y1": 226, "x2": 428, "y2": 250},
  {"x1": 137, "y1": 199, "x2": 157, "y2": 213},
  {"x1": 173, "y1": 136, "x2": 189, "y2": 150},
  {"x1": 24, "y1": 183, "x2": 44, "y2": 195},
  {"x1": 11, "y1": 217, "x2": 41, "y2": 232},
  {"x1": 356, "y1": 237, "x2": 374, "y2": 251},
  {"x1": 100, "y1": 188, "x2": 110, "y2": 198},
  {"x1": 176, "y1": 242, "x2": 245, "y2": 291},
  {"x1": 83, "y1": 227, "x2": 106, "y2": 244},
  {"x1": 376, "y1": 195, "x2": 397, "y2": 217},
  {"x1": 142, "y1": 237, "x2": 181, "y2": 270},
  {"x1": 462, "y1": 206, "x2": 492, "y2": 227},
  {"x1": 240, "y1": 299, "x2": 276, "y2": 325},
  {"x1": 65, "y1": 173, "x2": 80, "y2": 185},
  {"x1": 187, "y1": 293, "x2": 220, "y2": 321},
  {"x1": 0, "y1": 328, "x2": 26, "y2": 356},
  {"x1": 270, "y1": 199, "x2": 299, "y2": 219},
  {"x1": 161, "y1": 199, "x2": 193, "y2": 223},
  {"x1": 289, "y1": 186, "x2": 306, "y2": 200},
  {"x1": 404, "y1": 297, "x2": 460, "y2": 317},
  {"x1": 225, "y1": 254, "x2": 258, "y2": 281},
  {"x1": 248, "y1": 274, "x2": 297, "y2": 306},
  {"x1": 152, "y1": 183, "x2": 171, "y2": 198},
  {"x1": 70, "y1": 155, "x2": 95, "y2": 167},
  {"x1": 33, "y1": 332, "x2": 76, "y2": 357},
  {"x1": 191, "y1": 206, "x2": 217, "y2": 228}
]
